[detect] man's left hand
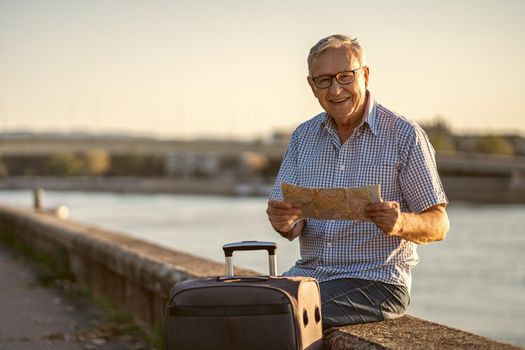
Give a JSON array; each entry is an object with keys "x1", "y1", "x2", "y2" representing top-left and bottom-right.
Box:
[{"x1": 366, "y1": 201, "x2": 403, "y2": 236}]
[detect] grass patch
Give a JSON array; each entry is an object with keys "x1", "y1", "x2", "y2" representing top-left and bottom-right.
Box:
[
  {"x1": 93, "y1": 295, "x2": 163, "y2": 349},
  {"x1": 0, "y1": 229, "x2": 162, "y2": 349},
  {"x1": 0, "y1": 229, "x2": 75, "y2": 285},
  {"x1": 149, "y1": 321, "x2": 164, "y2": 350},
  {"x1": 96, "y1": 296, "x2": 144, "y2": 336}
]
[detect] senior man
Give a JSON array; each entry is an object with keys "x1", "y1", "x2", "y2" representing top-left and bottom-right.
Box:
[{"x1": 266, "y1": 34, "x2": 449, "y2": 328}]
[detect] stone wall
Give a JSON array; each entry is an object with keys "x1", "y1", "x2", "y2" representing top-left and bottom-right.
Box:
[
  {"x1": 0, "y1": 204, "x2": 254, "y2": 335},
  {"x1": 0, "y1": 204, "x2": 520, "y2": 349}
]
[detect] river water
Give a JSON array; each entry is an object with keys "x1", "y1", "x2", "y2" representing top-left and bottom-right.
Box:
[{"x1": 1, "y1": 190, "x2": 524, "y2": 347}]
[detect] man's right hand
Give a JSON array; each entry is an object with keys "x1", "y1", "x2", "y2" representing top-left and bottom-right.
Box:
[{"x1": 266, "y1": 200, "x2": 302, "y2": 240}]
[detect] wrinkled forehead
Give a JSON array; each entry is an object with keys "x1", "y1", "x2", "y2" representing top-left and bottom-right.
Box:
[{"x1": 309, "y1": 47, "x2": 359, "y2": 76}]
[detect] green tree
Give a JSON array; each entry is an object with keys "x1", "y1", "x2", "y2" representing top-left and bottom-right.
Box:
[
  {"x1": 46, "y1": 153, "x2": 85, "y2": 176},
  {"x1": 427, "y1": 132, "x2": 456, "y2": 153},
  {"x1": 85, "y1": 149, "x2": 110, "y2": 175},
  {"x1": 0, "y1": 158, "x2": 8, "y2": 176},
  {"x1": 473, "y1": 135, "x2": 515, "y2": 156},
  {"x1": 421, "y1": 116, "x2": 456, "y2": 153}
]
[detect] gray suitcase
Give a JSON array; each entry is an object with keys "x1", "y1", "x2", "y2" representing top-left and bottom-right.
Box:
[{"x1": 164, "y1": 241, "x2": 323, "y2": 350}]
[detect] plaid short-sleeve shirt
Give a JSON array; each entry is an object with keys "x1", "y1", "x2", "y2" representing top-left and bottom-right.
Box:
[{"x1": 269, "y1": 92, "x2": 448, "y2": 291}]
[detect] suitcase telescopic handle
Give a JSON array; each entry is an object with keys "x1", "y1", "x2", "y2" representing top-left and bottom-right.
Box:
[{"x1": 222, "y1": 241, "x2": 277, "y2": 277}]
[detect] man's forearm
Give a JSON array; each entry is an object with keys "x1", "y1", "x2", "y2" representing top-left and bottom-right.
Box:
[{"x1": 393, "y1": 206, "x2": 449, "y2": 244}]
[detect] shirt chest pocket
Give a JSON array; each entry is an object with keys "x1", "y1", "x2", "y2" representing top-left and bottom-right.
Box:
[{"x1": 350, "y1": 164, "x2": 400, "y2": 201}]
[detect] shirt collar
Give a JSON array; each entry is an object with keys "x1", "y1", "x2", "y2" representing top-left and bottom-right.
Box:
[
  {"x1": 320, "y1": 90, "x2": 379, "y2": 136},
  {"x1": 363, "y1": 91, "x2": 379, "y2": 136}
]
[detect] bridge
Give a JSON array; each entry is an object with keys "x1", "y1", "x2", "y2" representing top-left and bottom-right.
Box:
[
  {"x1": 0, "y1": 135, "x2": 287, "y2": 158},
  {"x1": 1, "y1": 135, "x2": 525, "y2": 202},
  {"x1": 2, "y1": 135, "x2": 525, "y2": 173}
]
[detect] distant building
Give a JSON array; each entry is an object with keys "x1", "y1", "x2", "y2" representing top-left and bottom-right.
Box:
[{"x1": 164, "y1": 152, "x2": 221, "y2": 178}]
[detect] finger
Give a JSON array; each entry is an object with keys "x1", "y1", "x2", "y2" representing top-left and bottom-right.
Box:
[
  {"x1": 370, "y1": 220, "x2": 390, "y2": 232},
  {"x1": 371, "y1": 213, "x2": 395, "y2": 221},
  {"x1": 267, "y1": 207, "x2": 289, "y2": 216},
  {"x1": 370, "y1": 220, "x2": 384, "y2": 230},
  {"x1": 369, "y1": 215, "x2": 393, "y2": 225},
  {"x1": 267, "y1": 202, "x2": 301, "y2": 216},
  {"x1": 367, "y1": 201, "x2": 399, "y2": 211},
  {"x1": 367, "y1": 211, "x2": 397, "y2": 219},
  {"x1": 269, "y1": 212, "x2": 300, "y2": 221},
  {"x1": 267, "y1": 207, "x2": 302, "y2": 218},
  {"x1": 366, "y1": 207, "x2": 399, "y2": 217},
  {"x1": 268, "y1": 200, "x2": 292, "y2": 209},
  {"x1": 270, "y1": 215, "x2": 300, "y2": 224},
  {"x1": 367, "y1": 206, "x2": 395, "y2": 213}
]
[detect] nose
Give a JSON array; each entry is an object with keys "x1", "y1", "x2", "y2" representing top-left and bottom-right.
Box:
[{"x1": 328, "y1": 77, "x2": 343, "y2": 95}]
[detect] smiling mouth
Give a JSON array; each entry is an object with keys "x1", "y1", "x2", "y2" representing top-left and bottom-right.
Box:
[{"x1": 330, "y1": 97, "x2": 350, "y2": 103}]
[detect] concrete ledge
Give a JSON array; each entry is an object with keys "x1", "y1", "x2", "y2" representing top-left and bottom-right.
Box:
[
  {"x1": 0, "y1": 204, "x2": 255, "y2": 335},
  {"x1": 0, "y1": 204, "x2": 521, "y2": 349},
  {"x1": 324, "y1": 315, "x2": 521, "y2": 350}
]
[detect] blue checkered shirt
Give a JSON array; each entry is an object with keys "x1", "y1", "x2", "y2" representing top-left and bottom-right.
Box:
[{"x1": 269, "y1": 93, "x2": 448, "y2": 291}]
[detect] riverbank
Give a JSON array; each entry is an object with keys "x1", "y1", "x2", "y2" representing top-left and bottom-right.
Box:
[{"x1": 1, "y1": 175, "x2": 525, "y2": 202}]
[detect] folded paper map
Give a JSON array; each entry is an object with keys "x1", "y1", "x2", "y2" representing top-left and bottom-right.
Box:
[{"x1": 282, "y1": 183, "x2": 383, "y2": 221}]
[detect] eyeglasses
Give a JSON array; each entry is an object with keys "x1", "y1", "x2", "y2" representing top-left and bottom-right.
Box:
[{"x1": 310, "y1": 67, "x2": 362, "y2": 89}]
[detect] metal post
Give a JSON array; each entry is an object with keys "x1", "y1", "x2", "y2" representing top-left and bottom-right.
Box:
[
  {"x1": 225, "y1": 256, "x2": 234, "y2": 277},
  {"x1": 268, "y1": 254, "x2": 277, "y2": 276},
  {"x1": 33, "y1": 188, "x2": 44, "y2": 211}
]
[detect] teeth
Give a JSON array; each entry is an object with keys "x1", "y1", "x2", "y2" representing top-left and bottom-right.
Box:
[{"x1": 332, "y1": 97, "x2": 349, "y2": 103}]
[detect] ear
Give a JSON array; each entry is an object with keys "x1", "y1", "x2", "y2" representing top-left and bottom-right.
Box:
[
  {"x1": 363, "y1": 66, "x2": 370, "y2": 88},
  {"x1": 307, "y1": 76, "x2": 317, "y2": 95}
]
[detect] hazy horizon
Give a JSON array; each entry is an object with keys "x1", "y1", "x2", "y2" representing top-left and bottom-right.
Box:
[{"x1": 1, "y1": 0, "x2": 524, "y2": 139}]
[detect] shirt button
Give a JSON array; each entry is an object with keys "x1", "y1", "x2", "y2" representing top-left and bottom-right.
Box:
[
  {"x1": 326, "y1": 242, "x2": 332, "y2": 248},
  {"x1": 339, "y1": 165, "x2": 345, "y2": 171}
]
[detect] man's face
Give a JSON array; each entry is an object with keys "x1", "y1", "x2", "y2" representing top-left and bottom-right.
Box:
[{"x1": 308, "y1": 47, "x2": 369, "y2": 126}]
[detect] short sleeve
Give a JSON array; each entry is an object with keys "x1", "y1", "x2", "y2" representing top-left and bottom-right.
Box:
[
  {"x1": 269, "y1": 131, "x2": 299, "y2": 201},
  {"x1": 399, "y1": 126, "x2": 448, "y2": 213}
]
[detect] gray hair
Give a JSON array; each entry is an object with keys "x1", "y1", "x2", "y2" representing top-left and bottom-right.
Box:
[{"x1": 307, "y1": 34, "x2": 367, "y2": 74}]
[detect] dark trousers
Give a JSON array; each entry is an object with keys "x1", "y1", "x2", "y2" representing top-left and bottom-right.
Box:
[{"x1": 320, "y1": 278, "x2": 410, "y2": 329}]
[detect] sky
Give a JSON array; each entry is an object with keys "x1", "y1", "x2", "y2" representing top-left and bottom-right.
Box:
[{"x1": 1, "y1": 0, "x2": 524, "y2": 139}]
